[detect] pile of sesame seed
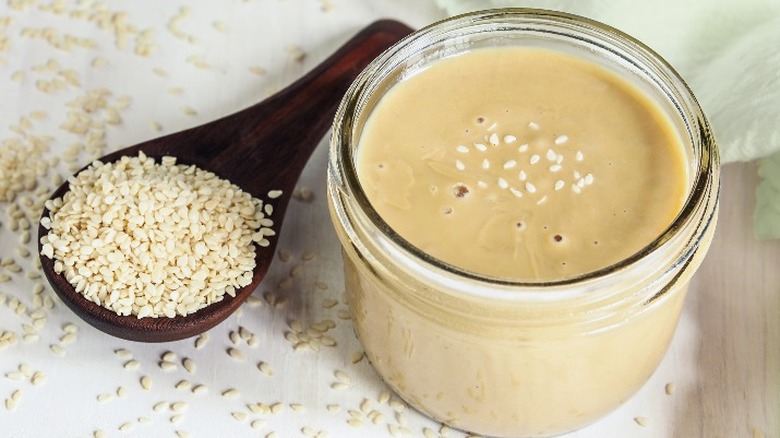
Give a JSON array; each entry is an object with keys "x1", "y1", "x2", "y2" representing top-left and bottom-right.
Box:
[{"x1": 39, "y1": 151, "x2": 280, "y2": 318}]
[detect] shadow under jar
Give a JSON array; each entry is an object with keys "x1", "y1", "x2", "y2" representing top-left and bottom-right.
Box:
[{"x1": 327, "y1": 9, "x2": 719, "y2": 438}]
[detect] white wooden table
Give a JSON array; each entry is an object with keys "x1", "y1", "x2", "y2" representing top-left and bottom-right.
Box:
[{"x1": 0, "y1": 2, "x2": 776, "y2": 437}]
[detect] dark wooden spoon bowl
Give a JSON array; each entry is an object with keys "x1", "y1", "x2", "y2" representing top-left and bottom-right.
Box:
[{"x1": 37, "y1": 20, "x2": 413, "y2": 342}]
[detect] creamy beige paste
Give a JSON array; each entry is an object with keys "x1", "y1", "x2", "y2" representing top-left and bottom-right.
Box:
[{"x1": 357, "y1": 47, "x2": 688, "y2": 280}]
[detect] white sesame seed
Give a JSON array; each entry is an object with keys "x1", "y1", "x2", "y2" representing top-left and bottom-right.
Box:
[
  {"x1": 525, "y1": 182, "x2": 537, "y2": 193},
  {"x1": 546, "y1": 149, "x2": 557, "y2": 161},
  {"x1": 268, "y1": 189, "x2": 283, "y2": 199},
  {"x1": 191, "y1": 385, "x2": 208, "y2": 395},
  {"x1": 572, "y1": 184, "x2": 582, "y2": 194},
  {"x1": 481, "y1": 158, "x2": 490, "y2": 170},
  {"x1": 455, "y1": 145, "x2": 469, "y2": 153},
  {"x1": 554, "y1": 180, "x2": 565, "y2": 191},
  {"x1": 530, "y1": 155, "x2": 540, "y2": 165},
  {"x1": 118, "y1": 422, "x2": 134, "y2": 432},
  {"x1": 182, "y1": 358, "x2": 196, "y2": 374},
  {"x1": 574, "y1": 171, "x2": 582, "y2": 179},
  {"x1": 519, "y1": 170, "x2": 527, "y2": 181},
  {"x1": 576, "y1": 151, "x2": 584, "y2": 161},
  {"x1": 555, "y1": 135, "x2": 568, "y2": 145},
  {"x1": 474, "y1": 143, "x2": 487, "y2": 152},
  {"x1": 503, "y1": 160, "x2": 517, "y2": 169},
  {"x1": 488, "y1": 133, "x2": 499, "y2": 146},
  {"x1": 549, "y1": 164, "x2": 562, "y2": 172},
  {"x1": 584, "y1": 173, "x2": 594, "y2": 185},
  {"x1": 455, "y1": 160, "x2": 465, "y2": 171},
  {"x1": 528, "y1": 122, "x2": 540, "y2": 130},
  {"x1": 227, "y1": 347, "x2": 245, "y2": 361},
  {"x1": 509, "y1": 187, "x2": 523, "y2": 198},
  {"x1": 221, "y1": 388, "x2": 240, "y2": 398},
  {"x1": 497, "y1": 178, "x2": 509, "y2": 189},
  {"x1": 487, "y1": 122, "x2": 498, "y2": 131},
  {"x1": 518, "y1": 144, "x2": 529, "y2": 153},
  {"x1": 536, "y1": 195, "x2": 548, "y2": 205},
  {"x1": 503, "y1": 135, "x2": 517, "y2": 143}
]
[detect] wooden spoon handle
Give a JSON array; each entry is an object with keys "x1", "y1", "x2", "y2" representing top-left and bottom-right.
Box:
[{"x1": 185, "y1": 20, "x2": 414, "y2": 198}]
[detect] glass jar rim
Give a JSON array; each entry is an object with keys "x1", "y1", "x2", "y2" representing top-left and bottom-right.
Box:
[{"x1": 330, "y1": 8, "x2": 719, "y2": 299}]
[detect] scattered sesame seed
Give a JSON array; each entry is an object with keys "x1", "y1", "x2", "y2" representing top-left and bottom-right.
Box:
[
  {"x1": 488, "y1": 133, "x2": 499, "y2": 146},
  {"x1": 194, "y1": 333, "x2": 208, "y2": 350},
  {"x1": 576, "y1": 150, "x2": 584, "y2": 161},
  {"x1": 258, "y1": 361, "x2": 274, "y2": 376},
  {"x1": 503, "y1": 159, "x2": 517, "y2": 169},
  {"x1": 519, "y1": 170, "x2": 527, "y2": 181},
  {"x1": 634, "y1": 416, "x2": 648, "y2": 427},
  {"x1": 528, "y1": 121, "x2": 540, "y2": 130},
  {"x1": 182, "y1": 358, "x2": 196, "y2": 374},
  {"x1": 665, "y1": 383, "x2": 675, "y2": 395},
  {"x1": 518, "y1": 144, "x2": 529, "y2": 153},
  {"x1": 555, "y1": 135, "x2": 568, "y2": 145},
  {"x1": 549, "y1": 164, "x2": 562, "y2": 172},
  {"x1": 481, "y1": 158, "x2": 490, "y2": 169},
  {"x1": 525, "y1": 182, "x2": 537, "y2": 194},
  {"x1": 509, "y1": 187, "x2": 523, "y2": 198},
  {"x1": 584, "y1": 173, "x2": 594, "y2": 185},
  {"x1": 191, "y1": 384, "x2": 208, "y2": 395},
  {"x1": 473, "y1": 143, "x2": 487, "y2": 152},
  {"x1": 455, "y1": 160, "x2": 465, "y2": 171},
  {"x1": 503, "y1": 135, "x2": 517, "y2": 143},
  {"x1": 530, "y1": 154, "x2": 540, "y2": 165},
  {"x1": 227, "y1": 347, "x2": 245, "y2": 361},
  {"x1": 221, "y1": 388, "x2": 240, "y2": 398},
  {"x1": 554, "y1": 180, "x2": 565, "y2": 191},
  {"x1": 118, "y1": 422, "x2": 134, "y2": 432}
]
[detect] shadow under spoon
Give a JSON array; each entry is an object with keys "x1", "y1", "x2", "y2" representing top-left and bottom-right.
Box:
[{"x1": 37, "y1": 20, "x2": 413, "y2": 342}]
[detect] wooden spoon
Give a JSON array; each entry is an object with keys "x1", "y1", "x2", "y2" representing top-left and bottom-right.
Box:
[{"x1": 37, "y1": 20, "x2": 413, "y2": 342}]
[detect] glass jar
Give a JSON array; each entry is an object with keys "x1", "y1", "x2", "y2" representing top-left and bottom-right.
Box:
[{"x1": 327, "y1": 9, "x2": 719, "y2": 438}]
